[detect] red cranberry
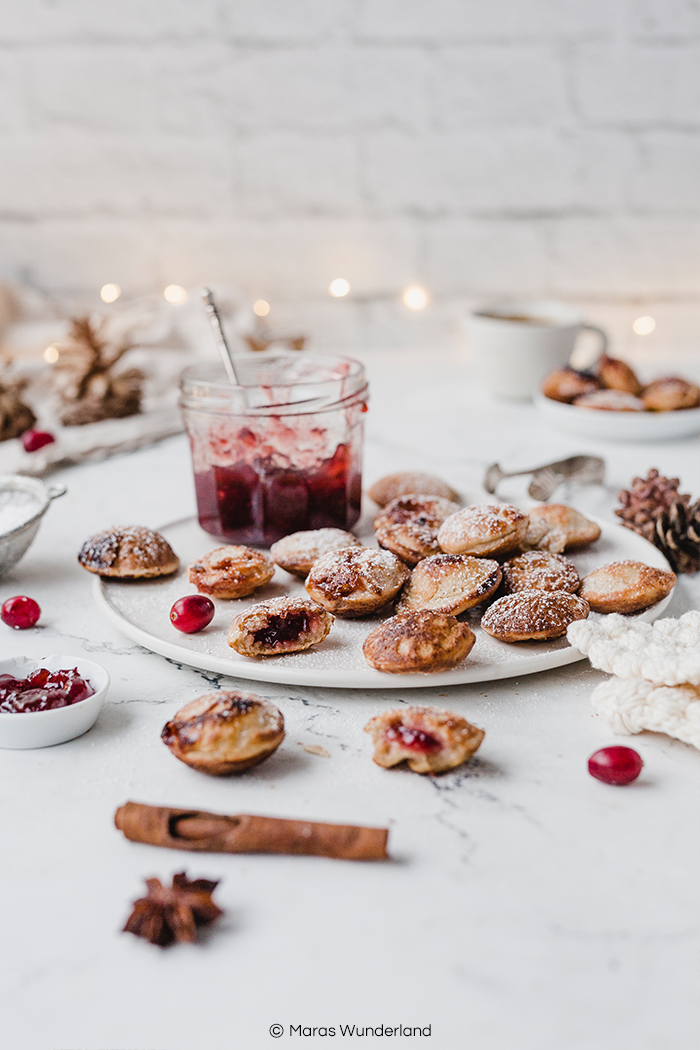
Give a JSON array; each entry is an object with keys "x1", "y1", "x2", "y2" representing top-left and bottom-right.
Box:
[
  {"x1": 588, "y1": 746, "x2": 643, "y2": 786},
  {"x1": 1, "y1": 595, "x2": 41, "y2": 630},
  {"x1": 21, "y1": 429, "x2": 55, "y2": 453},
  {"x1": 170, "y1": 595, "x2": 215, "y2": 634}
]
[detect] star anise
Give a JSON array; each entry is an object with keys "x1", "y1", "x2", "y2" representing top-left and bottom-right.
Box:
[{"x1": 123, "y1": 872, "x2": 223, "y2": 948}]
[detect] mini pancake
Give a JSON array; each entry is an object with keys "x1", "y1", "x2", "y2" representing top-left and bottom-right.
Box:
[
  {"x1": 481, "y1": 590, "x2": 590, "y2": 642},
  {"x1": 437, "y1": 504, "x2": 528, "y2": 558},
  {"x1": 579, "y1": 560, "x2": 676, "y2": 614},
  {"x1": 397, "y1": 553, "x2": 501, "y2": 615}
]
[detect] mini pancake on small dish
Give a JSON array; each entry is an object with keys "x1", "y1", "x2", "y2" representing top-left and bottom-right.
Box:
[
  {"x1": 502, "y1": 550, "x2": 580, "y2": 594},
  {"x1": 305, "y1": 547, "x2": 409, "y2": 617},
  {"x1": 78, "y1": 526, "x2": 179, "y2": 579},
  {"x1": 542, "y1": 368, "x2": 600, "y2": 404},
  {"x1": 481, "y1": 590, "x2": 590, "y2": 642},
  {"x1": 579, "y1": 560, "x2": 676, "y2": 614},
  {"x1": 228, "y1": 596, "x2": 333, "y2": 657},
  {"x1": 362, "y1": 610, "x2": 475, "y2": 673},
  {"x1": 574, "y1": 390, "x2": 646, "y2": 412},
  {"x1": 270, "y1": 528, "x2": 361, "y2": 578},
  {"x1": 368, "y1": 471, "x2": 459, "y2": 507},
  {"x1": 642, "y1": 377, "x2": 700, "y2": 412},
  {"x1": 437, "y1": 503, "x2": 528, "y2": 558},
  {"x1": 374, "y1": 495, "x2": 461, "y2": 566},
  {"x1": 525, "y1": 504, "x2": 601, "y2": 553},
  {"x1": 161, "y1": 690, "x2": 284, "y2": 775},
  {"x1": 188, "y1": 545, "x2": 274, "y2": 599},
  {"x1": 364, "y1": 706, "x2": 485, "y2": 775},
  {"x1": 596, "y1": 355, "x2": 643, "y2": 396},
  {"x1": 397, "y1": 553, "x2": 501, "y2": 615}
]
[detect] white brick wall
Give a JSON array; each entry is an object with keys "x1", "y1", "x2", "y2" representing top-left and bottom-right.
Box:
[{"x1": 0, "y1": 0, "x2": 699, "y2": 357}]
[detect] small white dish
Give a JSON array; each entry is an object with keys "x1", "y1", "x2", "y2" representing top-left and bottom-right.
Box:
[
  {"x1": 0, "y1": 654, "x2": 110, "y2": 749},
  {"x1": 534, "y1": 394, "x2": 700, "y2": 442}
]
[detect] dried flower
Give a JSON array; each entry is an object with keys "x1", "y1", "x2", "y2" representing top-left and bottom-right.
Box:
[{"x1": 54, "y1": 316, "x2": 144, "y2": 426}]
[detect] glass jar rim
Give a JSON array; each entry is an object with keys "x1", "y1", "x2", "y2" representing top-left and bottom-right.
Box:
[
  {"x1": 181, "y1": 351, "x2": 364, "y2": 390},
  {"x1": 179, "y1": 351, "x2": 367, "y2": 417}
]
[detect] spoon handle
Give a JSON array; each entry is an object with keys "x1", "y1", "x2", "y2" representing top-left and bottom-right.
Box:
[{"x1": 201, "y1": 288, "x2": 241, "y2": 387}]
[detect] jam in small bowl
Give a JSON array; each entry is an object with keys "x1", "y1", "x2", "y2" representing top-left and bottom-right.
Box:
[{"x1": 0, "y1": 655, "x2": 110, "y2": 749}]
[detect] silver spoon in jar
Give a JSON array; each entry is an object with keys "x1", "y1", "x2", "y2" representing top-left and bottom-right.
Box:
[{"x1": 201, "y1": 288, "x2": 243, "y2": 388}]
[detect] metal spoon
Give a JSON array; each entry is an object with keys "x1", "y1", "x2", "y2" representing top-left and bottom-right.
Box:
[
  {"x1": 484, "y1": 455, "x2": 605, "y2": 501},
  {"x1": 201, "y1": 288, "x2": 242, "y2": 387}
]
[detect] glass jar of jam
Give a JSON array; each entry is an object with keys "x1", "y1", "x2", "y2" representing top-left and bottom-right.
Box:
[{"x1": 180, "y1": 353, "x2": 368, "y2": 546}]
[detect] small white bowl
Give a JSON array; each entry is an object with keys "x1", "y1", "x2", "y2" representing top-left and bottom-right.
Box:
[
  {"x1": 0, "y1": 654, "x2": 110, "y2": 749},
  {"x1": 534, "y1": 394, "x2": 700, "y2": 442}
]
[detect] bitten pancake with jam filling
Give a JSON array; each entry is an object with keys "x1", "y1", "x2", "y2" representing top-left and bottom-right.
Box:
[{"x1": 228, "y1": 596, "x2": 333, "y2": 656}]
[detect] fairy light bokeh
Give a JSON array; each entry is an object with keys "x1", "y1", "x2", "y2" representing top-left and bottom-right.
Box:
[
  {"x1": 164, "y1": 285, "x2": 187, "y2": 304},
  {"x1": 632, "y1": 316, "x2": 656, "y2": 335},
  {"x1": 100, "y1": 283, "x2": 121, "y2": 303},
  {"x1": 329, "y1": 279, "x2": 350, "y2": 297},
  {"x1": 402, "y1": 286, "x2": 429, "y2": 310}
]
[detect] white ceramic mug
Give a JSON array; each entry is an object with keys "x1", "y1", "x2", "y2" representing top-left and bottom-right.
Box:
[{"x1": 465, "y1": 300, "x2": 608, "y2": 400}]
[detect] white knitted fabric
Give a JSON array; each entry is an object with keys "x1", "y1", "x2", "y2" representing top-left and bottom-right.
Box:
[
  {"x1": 567, "y1": 611, "x2": 700, "y2": 686},
  {"x1": 591, "y1": 678, "x2": 700, "y2": 750},
  {"x1": 567, "y1": 611, "x2": 700, "y2": 751}
]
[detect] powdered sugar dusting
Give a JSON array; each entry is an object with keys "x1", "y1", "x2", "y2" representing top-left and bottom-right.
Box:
[
  {"x1": 307, "y1": 546, "x2": 408, "y2": 598},
  {"x1": 482, "y1": 591, "x2": 590, "y2": 637},
  {"x1": 79, "y1": 525, "x2": 177, "y2": 574},
  {"x1": 0, "y1": 490, "x2": 41, "y2": 536},
  {"x1": 271, "y1": 528, "x2": 361, "y2": 574},
  {"x1": 503, "y1": 551, "x2": 580, "y2": 593},
  {"x1": 439, "y1": 504, "x2": 525, "y2": 551}
]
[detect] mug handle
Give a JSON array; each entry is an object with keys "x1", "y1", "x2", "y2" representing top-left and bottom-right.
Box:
[{"x1": 577, "y1": 323, "x2": 608, "y2": 357}]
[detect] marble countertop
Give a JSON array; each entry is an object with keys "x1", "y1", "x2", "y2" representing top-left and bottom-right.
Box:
[{"x1": 2, "y1": 349, "x2": 698, "y2": 1050}]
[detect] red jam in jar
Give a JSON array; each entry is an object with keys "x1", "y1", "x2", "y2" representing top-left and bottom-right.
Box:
[
  {"x1": 180, "y1": 354, "x2": 367, "y2": 546},
  {"x1": 0, "y1": 667, "x2": 94, "y2": 713}
]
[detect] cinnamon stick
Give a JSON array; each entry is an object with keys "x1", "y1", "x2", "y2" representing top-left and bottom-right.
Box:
[{"x1": 115, "y1": 802, "x2": 389, "y2": 862}]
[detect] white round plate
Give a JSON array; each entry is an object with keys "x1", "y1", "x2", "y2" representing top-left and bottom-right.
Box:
[
  {"x1": 534, "y1": 393, "x2": 700, "y2": 442},
  {"x1": 93, "y1": 516, "x2": 674, "y2": 689}
]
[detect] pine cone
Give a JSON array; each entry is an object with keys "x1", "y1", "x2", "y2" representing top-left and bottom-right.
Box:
[
  {"x1": 616, "y1": 468, "x2": 691, "y2": 540},
  {"x1": 654, "y1": 499, "x2": 700, "y2": 574}
]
